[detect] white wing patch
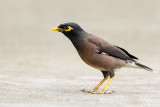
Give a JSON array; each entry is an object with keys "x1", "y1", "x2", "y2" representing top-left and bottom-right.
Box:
[
  {"x1": 96, "y1": 51, "x2": 108, "y2": 55},
  {"x1": 101, "y1": 52, "x2": 107, "y2": 55}
]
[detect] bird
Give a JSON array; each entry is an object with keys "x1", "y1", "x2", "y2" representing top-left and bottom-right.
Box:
[{"x1": 51, "y1": 22, "x2": 154, "y2": 94}]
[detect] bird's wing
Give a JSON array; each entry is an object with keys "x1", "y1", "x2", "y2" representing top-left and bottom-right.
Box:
[
  {"x1": 88, "y1": 36, "x2": 138, "y2": 61},
  {"x1": 115, "y1": 46, "x2": 138, "y2": 60}
]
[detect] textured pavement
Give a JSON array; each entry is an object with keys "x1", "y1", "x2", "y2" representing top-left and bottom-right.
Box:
[{"x1": 0, "y1": 0, "x2": 160, "y2": 107}]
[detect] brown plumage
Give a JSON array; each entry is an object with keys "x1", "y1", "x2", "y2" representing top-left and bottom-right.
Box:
[
  {"x1": 78, "y1": 35, "x2": 125, "y2": 72},
  {"x1": 51, "y1": 22, "x2": 154, "y2": 94}
]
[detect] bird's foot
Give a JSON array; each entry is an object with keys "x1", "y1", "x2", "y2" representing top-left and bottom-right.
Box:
[
  {"x1": 82, "y1": 89, "x2": 115, "y2": 94},
  {"x1": 81, "y1": 89, "x2": 97, "y2": 93},
  {"x1": 90, "y1": 90, "x2": 115, "y2": 94}
]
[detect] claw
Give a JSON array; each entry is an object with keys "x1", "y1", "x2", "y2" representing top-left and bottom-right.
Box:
[
  {"x1": 82, "y1": 89, "x2": 98, "y2": 93},
  {"x1": 82, "y1": 89, "x2": 115, "y2": 94},
  {"x1": 82, "y1": 89, "x2": 89, "y2": 92},
  {"x1": 89, "y1": 90, "x2": 115, "y2": 94}
]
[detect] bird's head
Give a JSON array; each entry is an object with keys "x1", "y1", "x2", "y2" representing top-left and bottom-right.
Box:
[{"x1": 51, "y1": 22, "x2": 84, "y2": 36}]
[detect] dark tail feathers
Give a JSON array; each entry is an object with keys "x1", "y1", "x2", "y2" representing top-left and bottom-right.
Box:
[{"x1": 135, "y1": 62, "x2": 153, "y2": 72}]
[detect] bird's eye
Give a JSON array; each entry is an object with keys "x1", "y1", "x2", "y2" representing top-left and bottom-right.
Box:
[
  {"x1": 65, "y1": 26, "x2": 69, "y2": 30},
  {"x1": 63, "y1": 26, "x2": 73, "y2": 32}
]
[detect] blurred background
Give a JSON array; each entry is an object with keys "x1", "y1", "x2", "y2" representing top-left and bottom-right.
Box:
[{"x1": 0, "y1": 0, "x2": 160, "y2": 106}]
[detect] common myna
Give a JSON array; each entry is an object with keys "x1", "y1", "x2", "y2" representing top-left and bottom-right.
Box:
[{"x1": 51, "y1": 22, "x2": 154, "y2": 94}]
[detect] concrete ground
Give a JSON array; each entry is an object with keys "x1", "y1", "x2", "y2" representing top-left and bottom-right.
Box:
[{"x1": 0, "y1": 0, "x2": 160, "y2": 107}]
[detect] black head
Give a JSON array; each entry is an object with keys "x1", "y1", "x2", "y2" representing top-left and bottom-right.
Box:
[
  {"x1": 51, "y1": 22, "x2": 88, "y2": 50},
  {"x1": 58, "y1": 22, "x2": 84, "y2": 32},
  {"x1": 51, "y1": 22, "x2": 84, "y2": 36}
]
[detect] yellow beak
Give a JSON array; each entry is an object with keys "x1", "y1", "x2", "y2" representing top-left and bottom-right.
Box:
[
  {"x1": 51, "y1": 26, "x2": 73, "y2": 32},
  {"x1": 51, "y1": 27, "x2": 62, "y2": 31}
]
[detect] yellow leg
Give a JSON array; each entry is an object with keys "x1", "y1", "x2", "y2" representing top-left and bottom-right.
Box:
[
  {"x1": 102, "y1": 77, "x2": 114, "y2": 92},
  {"x1": 93, "y1": 76, "x2": 108, "y2": 90},
  {"x1": 82, "y1": 76, "x2": 108, "y2": 92},
  {"x1": 91, "y1": 77, "x2": 114, "y2": 94}
]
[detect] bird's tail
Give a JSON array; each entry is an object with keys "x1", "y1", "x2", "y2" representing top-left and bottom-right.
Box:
[
  {"x1": 135, "y1": 62, "x2": 153, "y2": 72},
  {"x1": 125, "y1": 61, "x2": 156, "y2": 73}
]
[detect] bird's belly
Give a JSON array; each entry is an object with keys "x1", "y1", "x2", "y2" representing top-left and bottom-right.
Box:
[
  {"x1": 83, "y1": 59, "x2": 108, "y2": 71},
  {"x1": 78, "y1": 53, "x2": 108, "y2": 71},
  {"x1": 78, "y1": 51, "x2": 125, "y2": 71},
  {"x1": 78, "y1": 53, "x2": 101, "y2": 69}
]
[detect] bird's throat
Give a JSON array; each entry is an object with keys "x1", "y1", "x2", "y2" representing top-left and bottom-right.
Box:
[{"x1": 66, "y1": 31, "x2": 88, "y2": 51}]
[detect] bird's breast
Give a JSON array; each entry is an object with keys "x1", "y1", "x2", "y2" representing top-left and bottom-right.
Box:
[{"x1": 77, "y1": 44, "x2": 109, "y2": 71}]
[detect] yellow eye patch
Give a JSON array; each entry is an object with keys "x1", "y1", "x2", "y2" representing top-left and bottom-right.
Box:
[{"x1": 64, "y1": 26, "x2": 73, "y2": 32}]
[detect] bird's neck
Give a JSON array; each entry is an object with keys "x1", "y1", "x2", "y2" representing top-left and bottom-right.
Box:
[{"x1": 66, "y1": 31, "x2": 88, "y2": 51}]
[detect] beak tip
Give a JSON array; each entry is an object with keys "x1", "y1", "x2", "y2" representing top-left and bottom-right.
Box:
[{"x1": 50, "y1": 27, "x2": 59, "y2": 31}]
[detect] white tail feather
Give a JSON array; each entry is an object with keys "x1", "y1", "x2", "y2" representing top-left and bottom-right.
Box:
[{"x1": 125, "y1": 61, "x2": 154, "y2": 72}]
